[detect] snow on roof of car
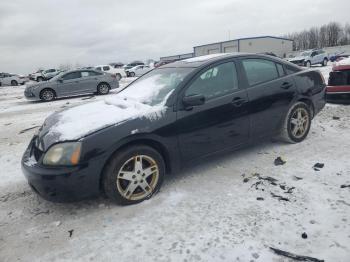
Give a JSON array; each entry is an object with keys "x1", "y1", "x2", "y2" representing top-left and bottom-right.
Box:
[{"x1": 182, "y1": 53, "x2": 230, "y2": 63}]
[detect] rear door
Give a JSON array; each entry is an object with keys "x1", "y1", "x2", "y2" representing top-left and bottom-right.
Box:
[
  {"x1": 176, "y1": 60, "x2": 250, "y2": 162},
  {"x1": 239, "y1": 57, "x2": 296, "y2": 139},
  {"x1": 78, "y1": 71, "x2": 98, "y2": 93}
]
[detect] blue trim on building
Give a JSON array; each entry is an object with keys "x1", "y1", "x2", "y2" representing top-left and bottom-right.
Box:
[{"x1": 193, "y1": 35, "x2": 293, "y2": 49}]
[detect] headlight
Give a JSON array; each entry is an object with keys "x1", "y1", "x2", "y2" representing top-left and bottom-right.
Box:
[{"x1": 43, "y1": 142, "x2": 81, "y2": 166}]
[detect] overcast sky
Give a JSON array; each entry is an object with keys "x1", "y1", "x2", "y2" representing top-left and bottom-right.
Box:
[{"x1": 1, "y1": 0, "x2": 349, "y2": 74}]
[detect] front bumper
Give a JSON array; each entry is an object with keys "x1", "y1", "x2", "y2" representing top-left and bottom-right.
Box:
[
  {"x1": 24, "y1": 90, "x2": 37, "y2": 100},
  {"x1": 21, "y1": 137, "x2": 102, "y2": 202},
  {"x1": 290, "y1": 60, "x2": 305, "y2": 66}
]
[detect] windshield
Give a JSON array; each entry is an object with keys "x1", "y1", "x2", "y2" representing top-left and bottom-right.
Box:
[
  {"x1": 119, "y1": 67, "x2": 193, "y2": 106},
  {"x1": 300, "y1": 51, "x2": 312, "y2": 57},
  {"x1": 49, "y1": 72, "x2": 65, "y2": 81}
]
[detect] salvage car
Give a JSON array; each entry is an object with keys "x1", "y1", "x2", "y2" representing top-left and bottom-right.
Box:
[
  {"x1": 24, "y1": 69, "x2": 118, "y2": 101},
  {"x1": 22, "y1": 53, "x2": 326, "y2": 205},
  {"x1": 326, "y1": 64, "x2": 350, "y2": 102},
  {"x1": 289, "y1": 49, "x2": 329, "y2": 67}
]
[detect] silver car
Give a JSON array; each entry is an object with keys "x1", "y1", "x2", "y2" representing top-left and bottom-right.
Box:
[
  {"x1": 0, "y1": 73, "x2": 25, "y2": 86},
  {"x1": 24, "y1": 69, "x2": 119, "y2": 101}
]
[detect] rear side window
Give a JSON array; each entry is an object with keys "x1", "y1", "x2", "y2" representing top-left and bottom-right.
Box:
[
  {"x1": 88, "y1": 71, "x2": 101, "y2": 76},
  {"x1": 62, "y1": 72, "x2": 81, "y2": 80},
  {"x1": 276, "y1": 63, "x2": 285, "y2": 77},
  {"x1": 185, "y1": 62, "x2": 239, "y2": 100},
  {"x1": 329, "y1": 70, "x2": 350, "y2": 86},
  {"x1": 242, "y1": 59, "x2": 278, "y2": 86},
  {"x1": 103, "y1": 66, "x2": 110, "y2": 71},
  {"x1": 285, "y1": 65, "x2": 300, "y2": 75},
  {"x1": 96, "y1": 67, "x2": 102, "y2": 71}
]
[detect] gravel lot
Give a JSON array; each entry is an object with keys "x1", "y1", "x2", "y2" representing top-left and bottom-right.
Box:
[{"x1": 1, "y1": 69, "x2": 350, "y2": 261}]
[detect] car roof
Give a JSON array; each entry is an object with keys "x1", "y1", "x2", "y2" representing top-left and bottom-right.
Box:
[
  {"x1": 160, "y1": 52, "x2": 281, "y2": 68},
  {"x1": 333, "y1": 64, "x2": 350, "y2": 71}
]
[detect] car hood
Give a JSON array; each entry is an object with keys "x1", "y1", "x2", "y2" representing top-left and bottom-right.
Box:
[
  {"x1": 289, "y1": 56, "x2": 306, "y2": 61},
  {"x1": 36, "y1": 96, "x2": 167, "y2": 151},
  {"x1": 26, "y1": 81, "x2": 50, "y2": 90}
]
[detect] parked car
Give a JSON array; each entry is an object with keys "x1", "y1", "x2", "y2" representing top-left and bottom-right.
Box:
[
  {"x1": 289, "y1": 49, "x2": 329, "y2": 67},
  {"x1": 123, "y1": 61, "x2": 145, "y2": 70},
  {"x1": 42, "y1": 69, "x2": 61, "y2": 80},
  {"x1": 0, "y1": 73, "x2": 25, "y2": 86},
  {"x1": 24, "y1": 69, "x2": 118, "y2": 101},
  {"x1": 126, "y1": 65, "x2": 152, "y2": 77},
  {"x1": 94, "y1": 65, "x2": 126, "y2": 81},
  {"x1": 21, "y1": 53, "x2": 326, "y2": 204},
  {"x1": 326, "y1": 64, "x2": 350, "y2": 103},
  {"x1": 29, "y1": 70, "x2": 44, "y2": 81},
  {"x1": 110, "y1": 62, "x2": 124, "y2": 68},
  {"x1": 329, "y1": 53, "x2": 350, "y2": 62}
]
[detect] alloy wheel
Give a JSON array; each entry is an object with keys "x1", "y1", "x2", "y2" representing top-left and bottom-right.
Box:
[
  {"x1": 42, "y1": 90, "x2": 54, "y2": 101},
  {"x1": 290, "y1": 107, "x2": 309, "y2": 139},
  {"x1": 116, "y1": 155, "x2": 159, "y2": 201},
  {"x1": 99, "y1": 84, "x2": 109, "y2": 94}
]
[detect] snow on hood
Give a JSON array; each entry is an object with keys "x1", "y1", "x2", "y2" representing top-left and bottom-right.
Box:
[
  {"x1": 46, "y1": 74, "x2": 176, "y2": 142},
  {"x1": 289, "y1": 56, "x2": 306, "y2": 61},
  {"x1": 336, "y1": 57, "x2": 350, "y2": 65},
  {"x1": 46, "y1": 96, "x2": 167, "y2": 141}
]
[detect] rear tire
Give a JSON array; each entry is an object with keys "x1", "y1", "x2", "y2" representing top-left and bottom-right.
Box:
[
  {"x1": 97, "y1": 83, "x2": 110, "y2": 95},
  {"x1": 278, "y1": 102, "x2": 312, "y2": 143},
  {"x1": 305, "y1": 61, "x2": 311, "y2": 68},
  {"x1": 102, "y1": 145, "x2": 165, "y2": 205},
  {"x1": 130, "y1": 72, "x2": 136, "y2": 77},
  {"x1": 11, "y1": 80, "x2": 18, "y2": 86},
  {"x1": 40, "y1": 89, "x2": 55, "y2": 102},
  {"x1": 115, "y1": 73, "x2": 122, "y2": 81}
]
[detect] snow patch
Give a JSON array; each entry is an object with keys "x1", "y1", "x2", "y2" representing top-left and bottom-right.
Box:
[{"x1": 183, "y1": 53, "x2": 229, "y2": 63}]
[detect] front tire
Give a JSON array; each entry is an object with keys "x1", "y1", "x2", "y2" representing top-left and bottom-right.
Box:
[
  {"x1": 40, "y1": 89, "x2": 55, "y2": 102},
  {"x1": 322, "y1": 58, "x2": 328, "y2": 66},
  {"x1": 97, "y1": 83, "x2": 110, "y2": 95},
  {"x1": 37, "y1": 77, "x2": 44, "y2": 82},
  {"x1": 103, "y1": 145, "x2": 165, "y2": 205},
  {"x1": 11, "y1": 80, "x2": 18, "y2": 86},
  {"x1": 279, "y1": 102, "x2": 312, "y2": 143}
]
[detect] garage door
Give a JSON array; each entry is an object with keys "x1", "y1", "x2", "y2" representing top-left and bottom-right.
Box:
[
  {"x1": 208, "y1": 48, "x2": 220, "y2": 54},
  {"x1": 224, "y1": 46, "x2": 238, "y2": 53}
]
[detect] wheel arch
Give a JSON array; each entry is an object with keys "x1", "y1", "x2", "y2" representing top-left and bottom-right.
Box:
[{"x1": 99, "y1": 137, "x2": 172, "y2": 192}]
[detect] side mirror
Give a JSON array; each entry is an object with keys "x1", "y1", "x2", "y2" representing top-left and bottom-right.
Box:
[
  {"x1": 182, "y1": 94, "x2": 205, "y2": 108},
  {"x1": 58, "y1": 78, "x2": 63, "y2": 83}
]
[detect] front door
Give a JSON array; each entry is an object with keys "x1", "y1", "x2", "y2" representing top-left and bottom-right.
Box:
[
  {"x1": 58, "y1": 71, "x2": 82, "y2": 96},
  {"x1": 176, "y1": 61, "x2": 250, "y2": 162}
]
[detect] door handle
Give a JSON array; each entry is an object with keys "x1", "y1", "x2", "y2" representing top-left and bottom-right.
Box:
[
  {"x1": 232, "y1": 97, "x2": 247, "y2": 107},
  {"x1": 281, "y1": 82, "x2": 293, "y2": 89}
]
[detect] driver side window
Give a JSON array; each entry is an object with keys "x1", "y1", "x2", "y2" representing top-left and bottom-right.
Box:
[{"x1": 185, "y1": 62, "x2": 238, "y2": 100}]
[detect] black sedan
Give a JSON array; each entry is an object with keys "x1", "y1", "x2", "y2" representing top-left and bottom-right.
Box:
[{"x1": 22, "y1": 53, "x2": 326, "y2": 205}]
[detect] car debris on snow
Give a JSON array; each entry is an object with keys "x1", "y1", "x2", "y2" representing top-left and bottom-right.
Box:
[
  {"x1": 274, "y1": 156, "x2": 286, "y2": 166},
  {"x1": 68, "y1": 229, "x2": 74, "y2": 238},
  {"x1": 332, "y1": 116, "x2": 340, "y2": 120},
  {"x1": 301, "y1": 232, "x2": 308, "y2": 239},
  {"x1": 313, "y1": 163, "x2": 324, "y2": 171},
  {"x1": 18, "y1": 125, "x2": 40, "y2": 134},
  {"x1": 340, "y1": 184, "x2": 350, "y2": 188},
  {"x1": 269, "y1": 247, "x2": 324, "y2": 262}
]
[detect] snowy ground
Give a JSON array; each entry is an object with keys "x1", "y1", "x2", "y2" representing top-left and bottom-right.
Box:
[{"x1": 1, "y1": 66, "x2": 350, "y2": 262}]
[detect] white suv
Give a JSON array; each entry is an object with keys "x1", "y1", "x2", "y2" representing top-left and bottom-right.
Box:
[
  {"x1": 290, "y1": 49, "x2": 329, "y2": 67},
  {"x1": 126, "y1": 65, "x2": 152, "y2": 77},
  {"x1": 94, "y1": 65, "x2": 126, "y2": 81}
]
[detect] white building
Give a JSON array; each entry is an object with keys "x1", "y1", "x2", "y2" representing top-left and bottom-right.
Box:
[{"x1": 193, "y1": 36, "x2": 293, "y2": 58}]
